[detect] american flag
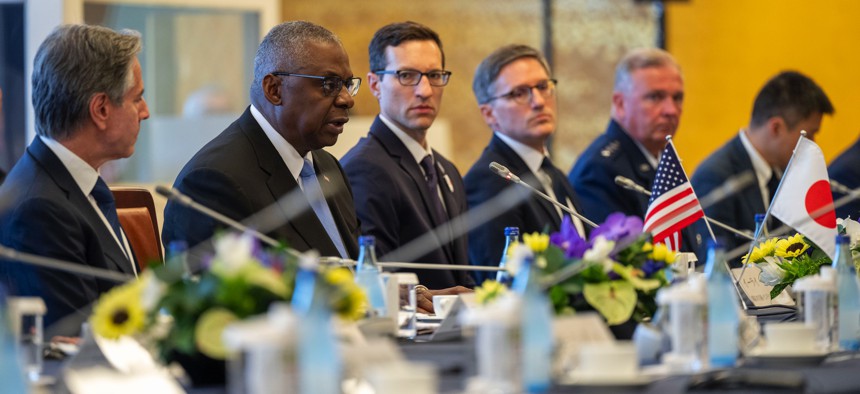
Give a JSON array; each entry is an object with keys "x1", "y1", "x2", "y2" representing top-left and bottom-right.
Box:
[{"x1": 643, "y1": 142, "x2": 704, "y2": 251}]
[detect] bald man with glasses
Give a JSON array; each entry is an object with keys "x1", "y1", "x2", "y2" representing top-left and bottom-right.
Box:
[
  {"x1": 163, "y1": 21, "x2": 362, "y2": 260},
  {"x1": 464, "y1": 44, "x2": 587, "y2": 284},
  {"x1": 341, "y1": 21, "x2": 473, "y2": 291}
]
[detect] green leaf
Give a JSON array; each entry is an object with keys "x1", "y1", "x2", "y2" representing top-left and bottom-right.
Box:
[{"x1": 583, "y1": 281, "x2": 637, "y2": 325}]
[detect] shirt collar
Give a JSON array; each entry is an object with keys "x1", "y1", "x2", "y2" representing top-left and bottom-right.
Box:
[
  {"x1": 379, "y1": 114, "x2": 433, "y2": 164},
  {"x1": 631, "y1": 138, "x2": 659, "y2": 169},
  {"x1": 40, "y1": 135, "x2": 100, "y2": 196},
  {"x1": 494, "y1": 131, "x2": 548, "y2": 175},
  {"x1": 251, "y1": 104, "x2": 311, "y2": 181},
  {"x1": 739, "y1": 128, "x2": 774, "y2": 187}
]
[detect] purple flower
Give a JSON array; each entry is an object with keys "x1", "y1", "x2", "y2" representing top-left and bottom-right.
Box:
[
  {"x1": 607, "y1": 271, "x2": 622, "y2": 280},
  {"x1": 550, "y1": 216, "x2": 589, "y2": 258},
  {"x1": 641, "y1": 260, "x2": 666, "y2": 278},
  {"x1": 591, "y1": 213, "x2": 643, "y2": 244}
]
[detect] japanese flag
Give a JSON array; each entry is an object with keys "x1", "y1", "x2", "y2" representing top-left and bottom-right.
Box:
[{"x1": 770, "y1": 137, "x2": 837, "y2": 259}]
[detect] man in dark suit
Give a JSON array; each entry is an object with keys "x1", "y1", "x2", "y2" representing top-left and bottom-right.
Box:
[
  {"x1": 0, "y1": 25, "x2": 148, "y2": 331},
  {"x1": 465, "y1": 44, "x2": 588, "y2": 283},
  {"x1": 163, "y1": 21, "x2": 361, "y2": 261},
  {"x1": 568, "y1": 48, "x2": 699, "y2": 255},
  {"x1": 830, "y1": 137, "x2": 860, "y2": 219},
  {"x1": 341, "y1": 22, "x2": 472, "y2": 290},
  {"x1": 692, "y1": 71, "x2": 834, "y2": 260}
]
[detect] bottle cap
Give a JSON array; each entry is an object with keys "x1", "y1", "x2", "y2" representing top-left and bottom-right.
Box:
[
  {"x1": 359, "y1": 235, "x2": 376, "y2": 246},
  {"x1": 836, "y1": 234, "x2": 851, "y2": 244},
  {"x1": 504, "y1": 227, "x2": 520, "y2": 236}
]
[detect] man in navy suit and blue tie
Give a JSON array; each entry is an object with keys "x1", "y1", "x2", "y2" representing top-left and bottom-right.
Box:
[
  {"x1": 341, "y1": 22, "x2": 473, "y2": 292},
  {"x1": 0, "y1": 25, "x2": 149, "y2": 332},
  {"x1": 465, "y1": 44, "x2": 588, "y2": 284}
]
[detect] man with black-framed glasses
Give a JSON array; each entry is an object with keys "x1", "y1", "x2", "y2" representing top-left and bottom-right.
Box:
[
  {"x1": 464, "y1": 44, "x2": 588, "y2": 284},
  {"x1": 164, "y1": 21, "x2": 362, "y2": 260},
  {"x1": 341, "y1": 21, "x2": 473, "y2": 294}
]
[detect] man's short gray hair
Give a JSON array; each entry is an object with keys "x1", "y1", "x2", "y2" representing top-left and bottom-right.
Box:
[
  {"x1": 613, "y1": 47, "x2": 681, "y2": 93},
  {"x1": 32, "y1": 24, "x2": 141, "y2": 140},
  {"x1": 250, "y1": 21, "x2": 342, "y2": 99},
  {"x1": 472, "y1": 44, "x2": 551, "y2": 105}
]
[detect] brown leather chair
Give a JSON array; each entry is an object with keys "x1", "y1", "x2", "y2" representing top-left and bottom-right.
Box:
[{"x1": 112, "y1": 187, "x2": 163, "y2": 270}]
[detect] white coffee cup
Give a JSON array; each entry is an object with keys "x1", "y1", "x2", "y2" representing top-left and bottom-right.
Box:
[
  {"x1": 764, "y1": 322, "x2": 817, "y2": 353},
  {"x1": 576, "y1": 341, "x2": 639, "y2": 378},
  {"x1": 432, "y1": 295, "x2": 458, "y2": 318}
]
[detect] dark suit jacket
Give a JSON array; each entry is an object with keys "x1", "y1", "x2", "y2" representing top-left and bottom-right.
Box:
[
  {"x1": 691, "y1": 135, "x2": 767, "y2": 261},
  {"x1": 829, "y1": 138, "x2": 860, "y2": 219},
  {"x1": 569, "y1": 119, "x2": 700, "y2": 257},
  {"x1": 162, "y1": 107, "x2": 361, "y2": 261},
  {"x1": 340, "y1": 117, "x2": 473, "y2": 289},
  {"x1": 465, "y1": 134, "x2": 587, "y2": 284},
  {"x1": 0, "y1": 137, "x2": 135, "y2": 333}
]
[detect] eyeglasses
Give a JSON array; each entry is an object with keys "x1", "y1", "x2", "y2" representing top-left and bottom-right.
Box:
[
  {"x1": 374, "y1": 70, "x2": 452, "y2": 86},
  {"x1": 487, "y1": 79, "x2": 558, "y2": 105},
  {"x1": 271, "y1": 72, "x2": 361, "y2": 97}
]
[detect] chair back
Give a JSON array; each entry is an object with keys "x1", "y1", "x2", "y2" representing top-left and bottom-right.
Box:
[{"x1": 112, "y1": 187, "x2": 164, "y2": 269}]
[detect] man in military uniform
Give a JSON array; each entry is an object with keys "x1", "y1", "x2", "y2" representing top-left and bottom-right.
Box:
[{"x1": 568, "y1": 48, "x2": 698, "y2": 253}]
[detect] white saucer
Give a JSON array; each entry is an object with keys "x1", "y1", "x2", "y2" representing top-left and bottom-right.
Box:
[
  {"x1": 748, "y1": 347, "x2": 829, "y2": 357},
  {"x1": 562, "y1": 371, "x2": 653, "y2": 387}
]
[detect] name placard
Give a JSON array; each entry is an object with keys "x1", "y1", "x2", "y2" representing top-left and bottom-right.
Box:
[{"x1": 731, "y1": 265, "x2": 795, "y2": 307}]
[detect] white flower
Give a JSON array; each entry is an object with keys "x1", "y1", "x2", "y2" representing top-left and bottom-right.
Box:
[
  {"x1": 584, "y1": 236, "x2": 616, "y2": 272},
  {"x1": 838, "y1": 217, "x2": 860, "y2": 248},
  {"x1": 139, "y1": 271, "x2": 165, "y2": 311},
  {"x1": 505, "y1": 243, "x2": 533, "y2": 276},
  {"x1": 757, "y1": 256, "x2": 786, "y2": 286},
  {"x1": 212, "y1": 232, "x2": 256, "y2": 275}
]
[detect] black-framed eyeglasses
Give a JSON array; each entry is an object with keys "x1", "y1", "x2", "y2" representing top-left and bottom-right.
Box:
[
  {"x1": 271, "y1": 72, "x2": 361, "y2": 97},
  {"x1": 374, "y1": 70, "x2": 452, "y2": 86},
  {"x1": 487, "y1": 79, "x2": 558, "y2": 105}
]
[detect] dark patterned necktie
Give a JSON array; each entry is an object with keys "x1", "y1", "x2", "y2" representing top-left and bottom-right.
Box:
[
  {"x1": 90, "y1": 177, "x2": 124, "y2": 242},
  {"x1": 420, "y1": 155, "x2": 448, "y2": 225}
]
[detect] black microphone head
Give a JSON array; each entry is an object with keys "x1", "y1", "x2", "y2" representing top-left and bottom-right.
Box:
[
  {"x1": 489, "y1": 161, "x2": 509, "y2": 176},
  {"x1": 155, "y1": 185, "x2": 174, "y2": 198}
]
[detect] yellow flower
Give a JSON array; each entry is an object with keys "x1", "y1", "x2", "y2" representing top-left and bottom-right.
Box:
[
  {"x1": 742, "y1": 237, "x2": 778, "y2": 264},
  {"x1": 523, "y1": 232, "x2": 549, "y2": 253},
  {"x1": 195, "y1": 308, "x2": 238, "y2": 360},
  {"x1": 475, "y1": 280, "x2": 508, "y2": 305},
  {"x1": 648, "y1": 243, "x2": 676, "y2": 264},
  {"x1": 324, "y1": 268, "x2": 367, "y2": 321},
  {"x1": 90, "y1": 282, "x2": 146, "y2": 339},
  {"x1": 775, "y1": 234, "x2": 810, "y2": 258}
]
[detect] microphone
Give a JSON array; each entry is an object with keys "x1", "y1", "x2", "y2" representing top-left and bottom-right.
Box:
[
  {"x1": 488, "y1": 161, "x2": 597, "y2": 228},
  {"x1": 156, "y1": 185, "x2": 282, "y2": 249},
  {"x1": 614, "y1": 174, "x2": 755, "y2": 241},
  {"x1": 0, "y1": 245, "x2": 133, "y2": 283}
]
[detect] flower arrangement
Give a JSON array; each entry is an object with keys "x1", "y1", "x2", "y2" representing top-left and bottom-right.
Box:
[
  {"x1": 475, "y1": 213, "x2": 676, "y2": 327},
  {"x1": 743, "y1": 217, "x2": 860, "y2": 299},
  {"x1": 89, "y1": 232, "x2": 366, "y2": 362}
]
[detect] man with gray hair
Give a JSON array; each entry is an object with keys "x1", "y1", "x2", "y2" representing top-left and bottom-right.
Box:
[
  {"x1": 569, "y1": 48, "x2": 685, "y2": 224},
  {"x1": 0, "y1": 24, "x2": 149, "y2": 330},
  {"x1": 465, "y1": 44, "x2": 587, "y2": 283},
  {"x1": 163, "y1": 21, "x2": 362, "y2": 260}
]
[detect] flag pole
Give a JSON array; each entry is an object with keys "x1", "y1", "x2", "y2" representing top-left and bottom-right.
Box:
[
  {"x1": 666, "y1": 136, "x2": 717, "y2": 243},
  {"x1": 735, "y1": 130, "x2": 809, "y2": 285}
]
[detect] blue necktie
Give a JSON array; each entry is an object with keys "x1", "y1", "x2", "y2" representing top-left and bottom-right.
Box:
[
  {"x1": 300, "y1": 159, "x2": 348, "y2": 258},
  {"x1": 419, "y1": 155, "x2": 448, "y2": 226},
  {"x1": 90, "y1": 177, "x2": 125, "y2": 250}
]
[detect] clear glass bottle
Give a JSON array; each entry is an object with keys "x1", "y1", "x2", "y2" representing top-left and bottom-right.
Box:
[
  {"x1": 513, "y1": 256, "x2": 552, "y2": 393},
  {"x1": 355, "y1": 235, "x2": 387, "y2": 317},
  {"x1": 294, "y1": 256, "x2": 342, "y2": 394},
  {"x1": 496, "y1": 227, "x2": 520, "y2": 286},
  {"x1": 833, "y1": 234, "x2": 860, "y2": 351},
  {"x1": 704, "y1": 240, "x2": 740, "y2": 367}
]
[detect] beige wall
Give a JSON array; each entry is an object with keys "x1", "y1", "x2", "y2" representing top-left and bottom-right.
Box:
[{"x1": 282, "y1": 0, "x2": 658, "y2": 173}]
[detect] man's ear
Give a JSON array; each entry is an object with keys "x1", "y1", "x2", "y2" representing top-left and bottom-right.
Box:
[
  {"x1": 262, "y1": 74, "x2": 282, "y2": 105},
  {"x1": 368, "y1": 72, "x2": 382, "y2": 100},
  {"x1": 479, "y1": 103, "x2": 497, "y2": 130},
  {"x1": 611, "y1": 92, "x2": 625, "y2": 120},
  {"x1": 766, "y1": 116, "x2": 787, "y2": 137},
  {"x1": 89, "y1": 92, "x2": 110, "y2": 130}
]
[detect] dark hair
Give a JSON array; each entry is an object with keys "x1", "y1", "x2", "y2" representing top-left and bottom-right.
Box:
[
  {"x1": 32, "y1": 24, "x2": 141, "y2": 139},
  {"x1": 472, "y1": 44, "x2": 550, "y2": 104},
  {"x1": 368, "y1": 21, "x2": 444, "y2": 72},
  {"x1": 750, "y1": 71, "x2": 834, "y2": 129},
  {"x1": 251, "y1": 21, "x2": 341, "y2": 99}
]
